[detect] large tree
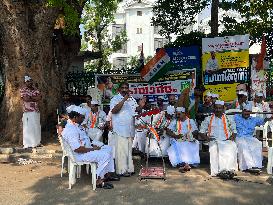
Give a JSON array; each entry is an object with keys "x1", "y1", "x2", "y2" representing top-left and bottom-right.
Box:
[{"x1": 0, "y1": 0, "x2": 86, "y2": 143}]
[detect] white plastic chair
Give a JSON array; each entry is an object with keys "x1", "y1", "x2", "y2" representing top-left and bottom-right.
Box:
[
  {"x1": 58, "y1": 135, "x2": 70, "y2": 177},
  {"x1": 62, "y1": 138, "x2": 97, "y2": 190},
  {"x1": 264, "y1": 121, "x2": 273, "y2": 174}
]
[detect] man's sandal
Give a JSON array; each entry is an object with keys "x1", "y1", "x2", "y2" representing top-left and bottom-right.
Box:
[{"x1": 96, "y1": 182, "x2": 114, "y2": 189}]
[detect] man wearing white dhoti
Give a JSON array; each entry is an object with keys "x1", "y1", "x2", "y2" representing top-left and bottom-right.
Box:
[
  {"x1": 166, "y1": 107, "x2": 200, "y2": 172},
  {"x1": 234, "y1": 104, "x2": 266, "y2": 173},
  {"x1": 110, "y1": 82, "x2": 144, "y2": 176},
  {"x1": 62, "y1": 106, "x2": 119, "y2": 189},
  {"x1": 20, "y1": 75, "x2": 42, "y2": 148},
  {"x1": 133, "y1": 98, "x2": 151, "y2": 153},
  {"x1": 146, "y1": 105, "x2": 175, "y2": 157},
  {"x1": 82, "y1": 100, "x2": 106, "y2": 142},
  {"x1": 200, "y1": 100, "x2": 238, "y2": 178}
]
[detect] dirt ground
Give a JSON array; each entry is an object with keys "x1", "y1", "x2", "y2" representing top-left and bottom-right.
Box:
[{"x1": 0, "y1": 153, "x2": 273, "y2": 205}]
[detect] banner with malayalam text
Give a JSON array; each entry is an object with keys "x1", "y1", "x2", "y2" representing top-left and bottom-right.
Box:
[
  {"x1": 202, "y1": 34, "x2": 250, "y2": 101},
  {"x1": 96, "y1": 70, "x2": 195, "y2": 105}
]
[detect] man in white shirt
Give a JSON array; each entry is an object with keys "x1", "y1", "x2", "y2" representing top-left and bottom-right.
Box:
[
  {"x1": 205, "y1": 51, "x2": 220, "y2": 73},
  {"x1": 166, "y1": 107, "x2": 200, "y2": 172},
  {"x1": 62, "y1": 106, "x2": 118, "y2": 189},
  {"x1": 251, "y1": 92, "x2": 272, "y2": 119},
  {"x1": 200, "y1": 100, "x2": 238, "y2": 178},
  {"x1": 82, "y1": 100, "x2": 106, "y2": 142},
  {"x1": 110, "y1": 82, "x2": 144, "y2": 176}
]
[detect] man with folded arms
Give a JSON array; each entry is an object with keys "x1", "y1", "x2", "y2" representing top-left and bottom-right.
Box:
[
  {"x1": 166, "y1": 107, "x2": 200, "y2": 172},
  {"x1": 234, "y1": 104, "x2": 267, "y2": 173},
  {"x1": 200, "y1": 100, "x2": 238, "y2": 178}
]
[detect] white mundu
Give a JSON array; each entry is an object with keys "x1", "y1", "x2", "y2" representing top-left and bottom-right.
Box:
[
  {"x1": 62, "y1": 121, "x2": 114, "y2": 179},
  {"x1": 83, "y1": 110, "x2": 106, "y2": 142},
  {"x1": 146, "y1": 111, "x2": 171, "y2": 157},
  {"x1": 200, "y1": 114, "x2": 238, "y2": 176},
  {"x1": 133, "y1": 114, "x2": 151, "y2": 153},
  {"x1": 110, "y1": 93, "x2": 137, "y2": 175},
  {"x1": 167, "y1": 118, "x2": 200, "y2": 167}
]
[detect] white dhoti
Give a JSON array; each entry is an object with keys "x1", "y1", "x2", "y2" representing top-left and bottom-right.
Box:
[
  {"x1": 22, "y1": 112, "x2": 41, "y2": 148},
  {"x1": 108, "y1": 131, "x2": 116, "y2": 158},
  {"x1": 209, "y1": 140, "x2": 238, "y2": 176},
  {"x1": 87, "y1": 128, "x2": 103, "y2": 142},
  {"x1": 167, "y1": 139, "x2": 200, "y2": 167},
  {"x1": 132, "y1": 130, "x2": 147, "y2": 153},
  {"x1": 115, "y1": 134, "x2": 134, "y2": 174},
  {"x1": 236, "y1": 137, "x2": 262, "y2": 170},
  {"x1": 76, "y1": 149, "x2": 114, "y2": 179},
  {"x1": 146, "y1": 135, "x2": 170, "y2": 157}
]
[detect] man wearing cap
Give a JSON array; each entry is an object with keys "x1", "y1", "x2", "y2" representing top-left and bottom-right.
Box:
[
  {"x1": 166, "y1": 107, "x2": 200, "y2": 172},
  {"x1": 231, "y1": 91, "x2": 248, "y2": 110},
  {"x1": 234, "y1": 104, "x2": 267, "y2": 173},
  {"x1": 146, "y1": 105, "x2": 175, "y2": 157},
  {"x1": 110, "y1": 82, "x2": 145, "y2": 176},
  {"x1": 200, "y1": 100, "x2": 238, "y2": 178},
  {"x1": 20, "y1": 75, "x2": 42, "y2": 148},
  {"x1": 251, "y1": 92, "x2": 272, "y2": 119},
  {"x1": 82, "y1": 100, "x2": 106, "y2": 142},
  {"x1": 62, "y1": 106, "x2": 118, "y2": 189}
]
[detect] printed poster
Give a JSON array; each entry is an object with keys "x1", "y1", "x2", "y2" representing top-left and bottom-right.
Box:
[{"x1": 202, "y1": 34, "x2": 250, "y2": 101}]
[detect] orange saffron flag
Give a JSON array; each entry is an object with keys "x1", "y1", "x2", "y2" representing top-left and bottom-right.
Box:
[{"x1": 256, "y1": 36, "x2": 266, "y2": 70}]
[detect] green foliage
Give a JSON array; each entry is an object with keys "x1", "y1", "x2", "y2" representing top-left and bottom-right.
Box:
[
  {"x1": 82, "y1": 0, "x2": 127, "y2": 73},
  {"x1": 220, "y1": 0, "x2": 273, "y2": 58},
  {"x1": 152, "y1": 0, "x2": 209, "y2": 38},
  {"x1": 47, "y1": 0, "x2": 82, "y2": 35}
]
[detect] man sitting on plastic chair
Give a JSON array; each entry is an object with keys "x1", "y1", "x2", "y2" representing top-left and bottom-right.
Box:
[
  {"x1": 234, "y1": 104, "x2": 269, "y2": 174},
  {"x1": 166, "y1": 107, "x2": 200, "y2": 173},
  {"x1": 62, "y1": 106, "x2": 119, "y2": 189}
]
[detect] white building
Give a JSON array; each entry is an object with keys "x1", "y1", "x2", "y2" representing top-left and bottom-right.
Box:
[{"x1": 109, "y1": 0, "x2": 168, "y2": 68}]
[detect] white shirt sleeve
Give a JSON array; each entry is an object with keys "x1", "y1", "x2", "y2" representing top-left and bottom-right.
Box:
[
  {"x1": 167, "y1": 120, "x2": 176, "y2": 131},
  {"x1": 227, "y1": 115, "x2": 237, "y2": 134},
  {"x1": 110, "y1": 95, "x2": 121, "y2": 110}
]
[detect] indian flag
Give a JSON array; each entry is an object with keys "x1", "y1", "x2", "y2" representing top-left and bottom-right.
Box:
[{"x1": 140, "y1": 48, "x2": 173, "y2": 83}]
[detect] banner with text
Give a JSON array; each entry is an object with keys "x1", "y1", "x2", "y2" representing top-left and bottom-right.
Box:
[
  {"x1": 96, "y1": 70, "x2": 195, "y2": 105},
  {"x1": 202, "y1": 34, "x2": 250, "y2": 101}
]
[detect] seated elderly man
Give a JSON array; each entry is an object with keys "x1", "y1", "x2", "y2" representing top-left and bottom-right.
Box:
[
  {"x1": 82, "y1": 100, "x2": 106, "y2": 142},
  {"x1": 62, "y1": 106, "x2": 119, "y2": 189},
  {"x1": 234, "y1": 104, "x2": 267, "y2": 173},
  {"x1": 200, "y1": 100, "x2": 238, "y2": 178},
  {"x1": 166, "y1": 107, "x2": 200, "y2": 172}
]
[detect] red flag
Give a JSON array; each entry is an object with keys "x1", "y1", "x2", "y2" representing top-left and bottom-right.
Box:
[{"x1": 256, "y1": 35, "x2": 266, "y2": 70}]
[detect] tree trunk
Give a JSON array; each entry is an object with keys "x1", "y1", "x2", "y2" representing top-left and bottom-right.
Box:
[
  {"x1": 0, "y1": 1, "x2": 80, "y2": 144},
  {"x1": 211, "y1": 0, "x2": 219, "y2": 37}
]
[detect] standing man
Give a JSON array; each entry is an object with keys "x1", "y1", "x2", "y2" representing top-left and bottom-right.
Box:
[
  {"x1": 82, "y1": 100, "x2": 106, "y2": 142},
  {"x1": 20, "y1": 75, "x2": 42, "y2": 148},
  {"x1": 200, "y1": 100, "x2": 238, "y2": 178},
  {"x1": 110, "y1": 82, "x2": 144, "y2": 176}
]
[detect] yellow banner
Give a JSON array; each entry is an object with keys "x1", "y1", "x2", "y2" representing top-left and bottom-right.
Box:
[{"x1": 202, "y1": 51, "x2": 249, "y2": 71}]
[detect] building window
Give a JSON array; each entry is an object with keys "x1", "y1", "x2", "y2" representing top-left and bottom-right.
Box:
[
  {"x1": 113, "y1": 57, "x2": 127, "y2": 68},
  {"x1": 137, "y1": 11, "x2": 142, "y2": 16},
  {"x1": 137, "y1": 28, "x2": 142, "y2": 34},
  {"x1": 154, "y1": 38, "x2": 169, "y2": 51},
  {"x1": 112, "y1": 24, "x2": 125, "y2": 38},
  {"x1": 154, "y1": 26, "x2": 162, "y2": 35}
]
